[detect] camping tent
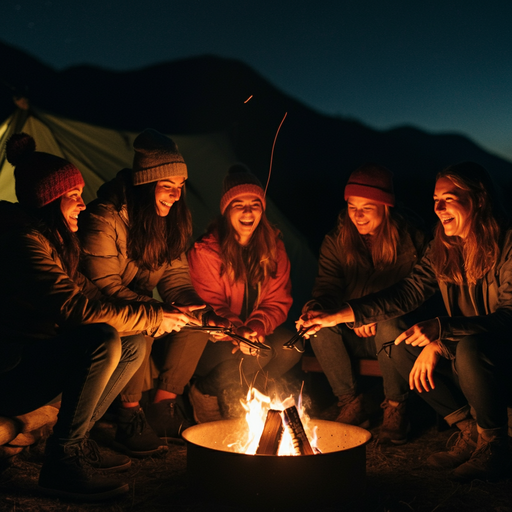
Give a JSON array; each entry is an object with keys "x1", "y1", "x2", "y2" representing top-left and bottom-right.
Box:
[{"x1": 0, "y1": 106, "x2": 317, "y2": 320}]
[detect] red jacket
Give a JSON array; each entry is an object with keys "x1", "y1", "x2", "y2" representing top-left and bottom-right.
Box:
[{"x1": 187, "y1": 232, "x2": 292, "y2": 338}]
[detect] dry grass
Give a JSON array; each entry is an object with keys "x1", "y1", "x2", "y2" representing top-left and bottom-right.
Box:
[{"x1": 1, "y1": 375, "x2": 511, "y2": 512}]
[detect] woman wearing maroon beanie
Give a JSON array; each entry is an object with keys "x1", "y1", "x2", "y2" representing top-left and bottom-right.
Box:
[
  {"x1": 0, "y1": 133, "x2": 180, "y2": 501},
  {"x1": 298, "y1": 163, "x2": 428, "y2": 445}
]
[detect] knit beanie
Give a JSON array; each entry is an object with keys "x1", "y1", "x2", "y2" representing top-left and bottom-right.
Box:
[
  {"x1": 6, "y1": 133, "x2": 84, "y2": 209},
  {"x1": 344, "y1": 163, "x2": 395, "y2": 207},
  {"x1": 220, "y1": 163, "x2": 266, "y2": 214},
  {"x1": 132, "y1": 128, "x2": 187, "y2": 185}
]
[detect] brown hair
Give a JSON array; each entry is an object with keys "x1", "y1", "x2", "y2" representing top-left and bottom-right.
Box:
[
  {"x1": 335, "y1": 205, "x2": 401, "y2": 269},
  {"x1": 430, "y1": 164, "x2": 501, "y2": 285},
  {"x1": 207, "y1": 208, "x2": 280, "y2": 287},
  {"x1": 126, "y1": 180, "x2": 192, "y2": 271}
]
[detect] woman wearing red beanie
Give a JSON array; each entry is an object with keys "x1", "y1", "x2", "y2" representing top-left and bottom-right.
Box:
[
  {"x1": 298, "y1": 163, "x2": 428, "y2": 444},
  {"x1": 187, "y1": 164, "x2": 301, "y2": 422},
  {"x1": 0, "y1": 133, "x2": 181, "y2": 501}
]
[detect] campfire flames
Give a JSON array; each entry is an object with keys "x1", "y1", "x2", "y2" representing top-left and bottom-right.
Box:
[{"x1": 227, "y1": 387, "x2": 318, "y2": 456}]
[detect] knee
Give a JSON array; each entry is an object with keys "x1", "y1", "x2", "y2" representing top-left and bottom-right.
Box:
[
  {"x1": 121, "y1": 333, "x2": 147, "y2": 365},
  {"x1": 88, "y1": 323, "x2": 122, "y2": 361},
  {"x1": 455, "y1": 336, "x2": 483, "y2": 369}
]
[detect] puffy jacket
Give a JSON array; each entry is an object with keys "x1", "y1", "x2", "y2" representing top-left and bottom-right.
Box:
[
  {"x1": 79, "y1": 170, "x2": 204, "y2": 308},
  {"x1": 308, "y1": 215, "x2": 427, "y2": 311},
  {"x1": 187, "y1": 231, "x2": 292, "y2": 338},
  {"x1": 0, "y1": 201, "x2": 164, "y2": 368},
  {"x1": 348, "y1": 229, "x2": 512, "y2": 345}
]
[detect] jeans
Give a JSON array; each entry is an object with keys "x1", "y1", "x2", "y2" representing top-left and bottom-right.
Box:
[
  {"x1": 310, "y1": 318, "x2": 410, "y2": 402},
  {"x1": 194, "y1": 326, "x2": 302, "y2": 398},
  {"x1": 120, "y1": 329, "x2": 209, "y2": 402},
  {"x1": 0, "y1": 324, "x2": 146, "y2": 447},
  {"x1": 391, "y1": 333, "x2": 512, "y2": 429}
]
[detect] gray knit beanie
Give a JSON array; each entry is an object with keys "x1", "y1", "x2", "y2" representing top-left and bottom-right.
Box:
[{"x1": 132, "y1": 129, "x2": 187, "y2": 185}]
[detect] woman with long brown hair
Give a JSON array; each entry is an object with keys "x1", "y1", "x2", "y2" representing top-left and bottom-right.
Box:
[
  {"x1": 300, "y1": 163, "x2": 428, "y2": 444},
  {"x1": 299, "y1": 162, "x2": 512, "y2": 482},
  {"x1": 187, "y1": 164, "x2": 301, "y2": 422},
  {"x1": 79, "y1": 129, "x2": 228, "y2": 457}
]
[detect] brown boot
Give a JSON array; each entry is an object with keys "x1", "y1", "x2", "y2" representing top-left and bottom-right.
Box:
[
  {"x1": 426, "y1": 419, "x2": 477, "y2": 469},
  {"x1": 335, "y1": 393, "x2": 370, "y2": 428},
  {"x1": 379, "y1": 399, "x2": 410, "y2": 445},
  {"x1": 188, "y1": 383, "x2": 223, "y2": 423},
  {"x1": 451, "y1": 427, "x2": 512, "y2": 482}
]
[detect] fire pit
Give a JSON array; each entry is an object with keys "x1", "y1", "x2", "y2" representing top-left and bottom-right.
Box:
[{"x1": 183, "y1": 418, "x2": 372, "y2": 509}]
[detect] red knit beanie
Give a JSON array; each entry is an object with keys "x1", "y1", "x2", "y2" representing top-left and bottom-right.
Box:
[
  {"x1": 132, "y1": 129, "x2": 187, "y2": 185},
  {"x1": 220, "y1": 163, "x2": 266, "y2": 214},
  {"x1": 6, "y1": 133, "x2": 84, "y2": 208},
  {"x1": 344, "y1": 163, "x2": 395, "y2": 207}
]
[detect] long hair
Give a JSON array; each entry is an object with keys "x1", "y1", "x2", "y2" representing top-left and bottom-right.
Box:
[
  {"x1": 207, "y1": 210, "x2": 280, "y2": 287},
  {"x1": 30, "y1": 199, "x2": 81, "y2": 279},
  {"x1": 335, "y1": 205, "x2": 401, "y2": 269},
  {"x1": 431, "y1": 164, "x2": 501, "y2": 285},
  {"x1": 126, "y1": 181, "x2": 192, "y2": 271}
]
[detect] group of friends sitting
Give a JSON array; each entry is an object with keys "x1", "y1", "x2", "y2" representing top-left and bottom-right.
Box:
[{"x1": 0, "y1": 128, "x2": 510, "y2": 502}]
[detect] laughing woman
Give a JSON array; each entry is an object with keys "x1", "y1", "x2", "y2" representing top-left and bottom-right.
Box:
[
  {"x1": 79, "y1": 129, "x2": 228, "y2": 457},
  {"x1": 299, "y1": 162, "x2": 512, "y2": 482},
  {"x1": 187, "y1": 164, "x2": 301, "y2": 422}
]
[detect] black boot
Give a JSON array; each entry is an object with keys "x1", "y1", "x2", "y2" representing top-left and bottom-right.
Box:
[
  {"x1": 144, "y1": 399, "x2": 192, "y2": 438},
  {"x1": 82, "y1": 436, "x2": 131, "y2": 472},
  {"x1": 113, "y1": 406, "x2": 167, "y2": 458},
  {"x1": 39, "y1": 441, "x2": 129, "y2": 501}
]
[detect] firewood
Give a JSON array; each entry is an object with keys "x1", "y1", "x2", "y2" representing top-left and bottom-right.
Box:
[
  {"x1": 283, "y1": 405, "x2": 314, "y2": 455},
  {"x1": 0, "y1": 445, "x2": 24, "y2": 459},
  {"x1": 0, "y1": 417, "x2": 20, "y2": 446},
  {"x1": 8, "y1": 428, "x2": 43, "y2": 447},
  {"x1": 15, "y1": 405, "x2": 58, "y2": 433},
  {"x1": 256, "y1": 410, "x2": 283, "y2": 455}
]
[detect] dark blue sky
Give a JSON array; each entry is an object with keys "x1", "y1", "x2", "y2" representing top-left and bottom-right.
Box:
[{"x1": 3, "y1": 0, "x2": 512, "y2": 161}]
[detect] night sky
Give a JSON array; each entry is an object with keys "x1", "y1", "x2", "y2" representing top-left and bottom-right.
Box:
[{"x1": 2, "y1": 0, "x2": 512, "y2": 161}]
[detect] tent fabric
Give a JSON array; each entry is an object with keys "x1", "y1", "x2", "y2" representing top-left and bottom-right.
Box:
[{"x1": 0, "y1": 107, "x2": 317, "y2": 320}]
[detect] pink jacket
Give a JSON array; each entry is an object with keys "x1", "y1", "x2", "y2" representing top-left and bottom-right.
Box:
[{"x1": 187, "y1": 232, "x2": 292, "y2": 338}]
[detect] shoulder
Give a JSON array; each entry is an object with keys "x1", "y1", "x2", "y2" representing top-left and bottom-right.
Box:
[{"x1": 189, "y1": 232, "x2": 221, "y2": 257}]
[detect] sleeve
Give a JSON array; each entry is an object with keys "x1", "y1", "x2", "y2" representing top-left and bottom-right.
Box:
[
  {"x1": 244, "y1": 240, "x2": 293, "y2": 338},
  {"x1": 24, "y1": 233, "x2": 164, "y2": 337},
  {"x1": 80, "y1": 205, "x2": 150, "y2": 303},
  {"x1": 348, "y1": 242, "x2": 440, "y2": 326},
  {"x1": 187, "y1": 242, "x2": 243, "y2": 328}
]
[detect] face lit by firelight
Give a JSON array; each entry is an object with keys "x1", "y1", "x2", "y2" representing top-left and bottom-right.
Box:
[
  {"x1": 347, "y1": 196, "x2": 385, "y2": 236},
  {"x1": 228, "y1": 193, "x2": 263, "y2": 246},
  {"x1": 60, "y1": 185, "x2": 86, "y2": 232},
  {"x1": 154, "y1": 177, "x2": 186, "y2": 216}
]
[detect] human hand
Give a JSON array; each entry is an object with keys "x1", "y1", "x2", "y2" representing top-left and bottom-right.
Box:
[
  {"x1": 295, "y1": 306, "x2": 355, "y2": 338},
  {"x1": 156, "y1": 304, "x2": 205, "y2": 336},
  {"x1": 232, "y1": 326, "x2": 260, "y2": 355},
  {"x1": 395, "y1": 319, "x2": 440, "y2": 347},
  {"x1": 409, "y1": 342, "x2": 443, "y2": 393},
  {"x1": 353, "y1": 323, "x2": 376, "y2": 337}
]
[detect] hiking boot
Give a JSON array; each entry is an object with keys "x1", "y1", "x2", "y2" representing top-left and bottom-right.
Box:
[
  {"x1": 82, "y1": 437, "x2": 131, "y2": 472},
  {"x1": 335, "y1": 393, "x2": 370, "y2": 428},
  {"x1": 145, "y1": 398, "x2": 192, "y2": 438},
  {"x1": 188, "y1": 383, "x2": 223, "y2": 423},
  {"x1": 426, "y1": 420, "x2": 477, "y2": 469},
  {"x1": 379, "y1": 399, "x2": 410, "y2": 445},
  {"x1": 113, "y1": 406, "x2": 168, "y2": 458},
  {"x1": 38, "y1": 442, "x2": 128, "y2": 501},
  {"x1": 451, "y1": 428, "x2": 512, "y2": 482}
]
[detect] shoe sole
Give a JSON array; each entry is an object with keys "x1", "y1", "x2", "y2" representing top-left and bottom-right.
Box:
[
  {"x1": 96, "y1": 460, "x2": 132, "y2": 472},
  {"x1": 111, "y1": 441, "x2": 168, "y2": 459},
  {"x1": 39, "y1": 483, "x2": 129, "y2": 502}
]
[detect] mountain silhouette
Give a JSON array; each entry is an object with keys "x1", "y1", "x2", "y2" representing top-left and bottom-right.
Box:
[{"x1": 1, "y1": 40, "x2": 511, "y2": 251}]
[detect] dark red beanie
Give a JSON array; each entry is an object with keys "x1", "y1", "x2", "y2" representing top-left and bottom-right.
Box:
[
  {"x1": 6, "y1": 133, "x2": 84, "y2": 208},
  {"x1": 344, "y1": 163, "x2": 395, "y2": 207},
  {"x1": 220, "y1": 163, "x2": 266, "y2": 214}
]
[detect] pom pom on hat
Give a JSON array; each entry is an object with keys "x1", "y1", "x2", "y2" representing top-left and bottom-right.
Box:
[
  {"x1": 344, "y1": 163, "x2": 395, "y2": 207},
  {"x1": 220, "y1": 163, "x2": 266, "y2": 214},
  {"x1": 132, "y1": 128, "x2": 187, "y2": 185},
  {"x1": 6, "y1": 133, "x2": 84, "y2": 209}
]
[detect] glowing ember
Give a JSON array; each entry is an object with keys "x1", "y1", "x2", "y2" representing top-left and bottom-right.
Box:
[{"x1": 227, "y1": 387, "x2": 318, "y2": 455}]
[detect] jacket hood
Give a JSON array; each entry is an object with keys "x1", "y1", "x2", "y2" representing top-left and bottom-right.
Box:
[
  {"x1": 0, "y1": 201, "x2": 35, "y2": 235},
  {"x1": 95, "y1": 168, "x2": 131, "y2": 210}
]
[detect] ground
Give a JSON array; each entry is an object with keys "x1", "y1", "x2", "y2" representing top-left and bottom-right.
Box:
[{"x1": 1, "y1": 373, "x2": 511, "y2": 512}]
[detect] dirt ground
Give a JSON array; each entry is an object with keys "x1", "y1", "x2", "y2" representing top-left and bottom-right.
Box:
[{"x1": 1, "y1": 373, "x2": 511, "y2": 512}]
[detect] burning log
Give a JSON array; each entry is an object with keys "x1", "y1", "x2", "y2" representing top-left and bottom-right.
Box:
[
  {"x1": 283, "y1": 405, "x2": 314, "y2": 455},
  {"x1": 256, "y1": 410, "x2": 283, "y2": 455}
]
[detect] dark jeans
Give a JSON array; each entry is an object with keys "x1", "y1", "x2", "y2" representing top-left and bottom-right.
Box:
[
  {"x1": 194, "y1": 326, "x2": 302, "y2": 398},
  {"x1": 0, "y1": 324, "x2": 145, "y2": 447},
  {"x1": 310, "y1": 318, "x2": 410, "y2": 402},
  {"x1": 392, "y1": 333, "x2": 512, "y2": 429},
  {"x1": 121, "y1": 329, "x2": 209, "y2": 402}
]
